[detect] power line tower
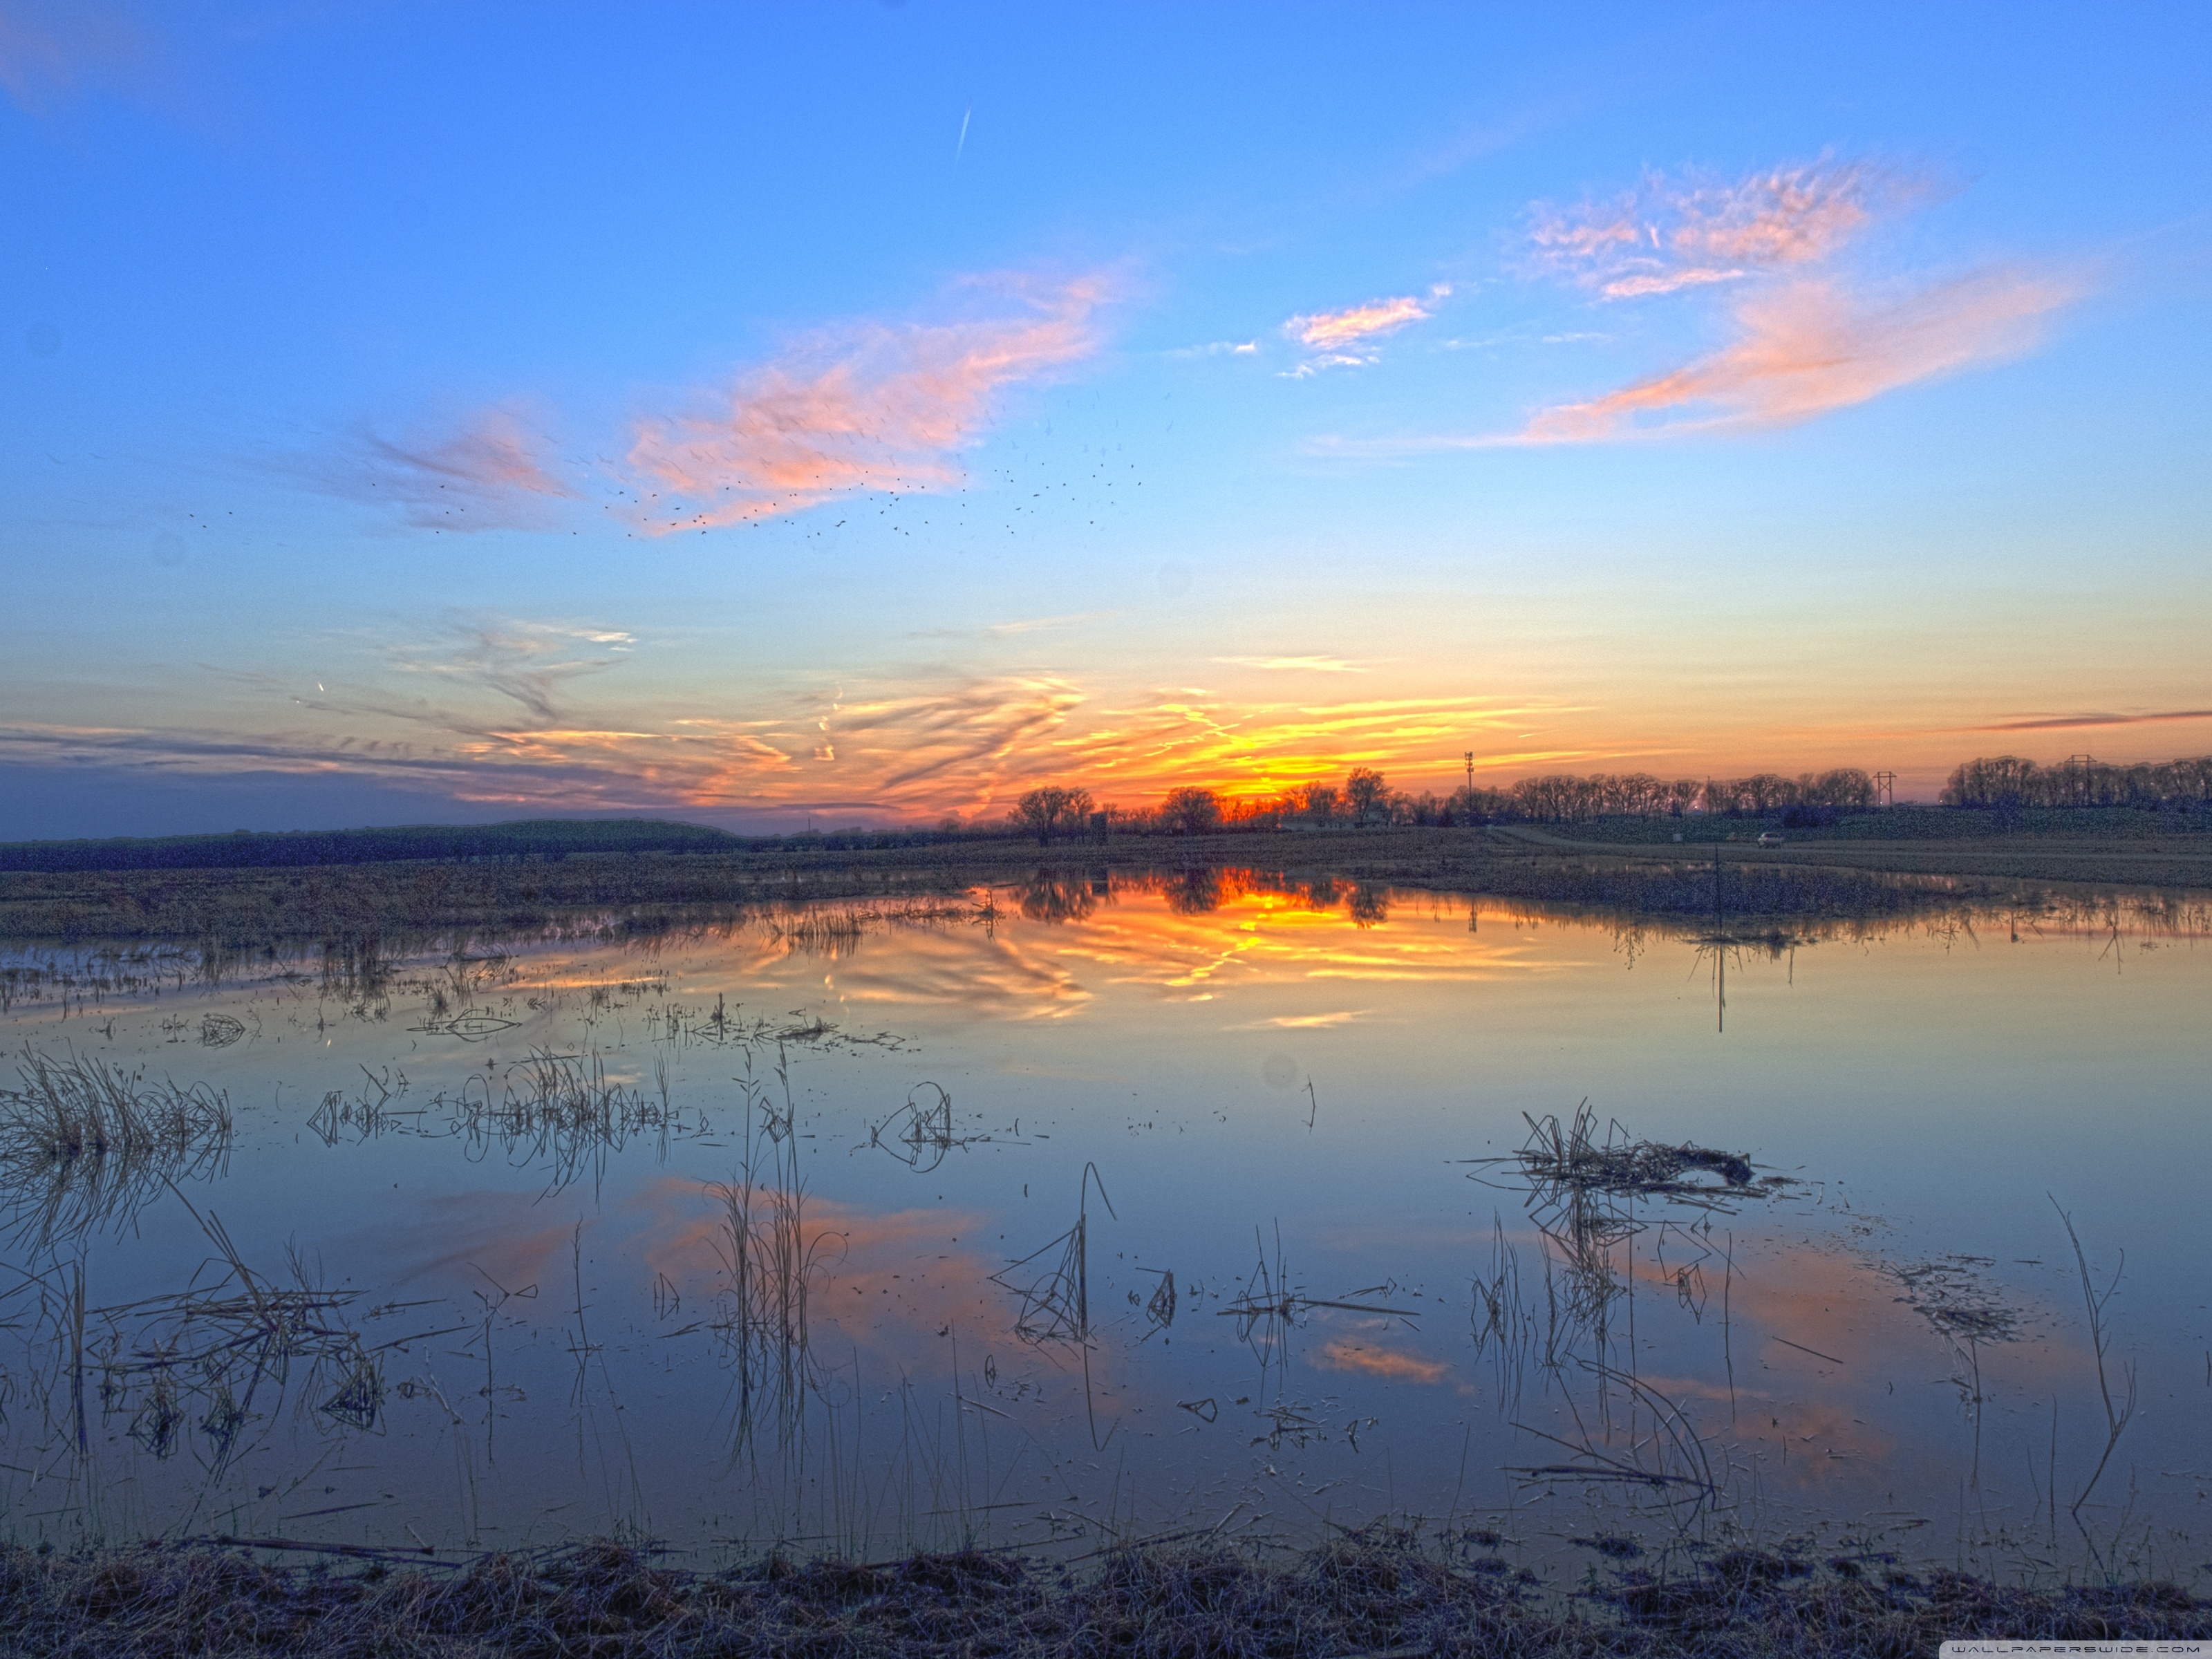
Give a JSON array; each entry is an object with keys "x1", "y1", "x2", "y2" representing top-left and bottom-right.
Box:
[
  {"x1": 2067, "y1": 753, "x2": 2095, "y2": 807},
  {"x1": 1463, "y1": 751, "x2": 1474, "y2": 791},
  {"x1": 1873, "y1": 770, "x2": 1896, "y2": 808}
]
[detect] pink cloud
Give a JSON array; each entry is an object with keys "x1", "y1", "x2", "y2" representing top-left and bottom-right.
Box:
[
  {"x1": 1531, "y1": 158, "x2": 1915, "y2": 302},
  {"x1": 1288, "y1": 295, "x2": 1432, "y2": 350},
  {"x1": 1519, "y1": 265, "x2": 2079, "y2": 441},
  {"x1": 628, "y1": 275, "x2": 1109, "y2": 532}
]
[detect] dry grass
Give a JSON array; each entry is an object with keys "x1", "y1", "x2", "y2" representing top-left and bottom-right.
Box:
[
  {"x1": 1493, "y1": 1103, "x2": 1781, "y2": 1210},
  {"x1": 0, "y1": 1530, "x2": 2202, "y2": 1657}
]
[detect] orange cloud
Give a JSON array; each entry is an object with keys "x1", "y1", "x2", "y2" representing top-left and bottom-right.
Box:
[
  {"x1": 628, "y1": 276, "x2": 1109, "y2": 531},
  {"x1": 0, "y1": 664, "x2": 1573, "y2": 824},
  {"x1": 1288, "y1": 295, "x2": 1432, "y2": 350},
  {"x1": 1519, "y1": 267, "x2": 2079, "y2": 441},
  {"x1": 1315, "y1": 1339, "x2": 1450, "y2": 1385}
]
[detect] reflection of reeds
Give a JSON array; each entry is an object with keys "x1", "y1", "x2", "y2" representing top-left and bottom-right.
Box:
[
  {"x1": 704, "y1": 1052, "x2": 834, "y2": 1459},
  {"x1": 2053, "y1": 1201, "x2": 2138, "y2": 1537},
  {"x1": 307, "y1": 1065, "x2": 415, "y2": 1145},
  {"x1": 454, "y1": 1049, "x2": 677, "y2": 1195},
  {"x1": 1470, "y1": 1102, "x2": 1781, "y2": 1353},
  {"x1": 870, "y1": 1082, "x2": 987, "y2": 1174},
  {"x1": 0, "y1": 1045, "x2": 232, "y2": 1242},
  {"x1": 21, "y1": 1200, "x2": 383, "y2": 1477},
  {"x1": 1508, "y1": 1359, "x2": 1721, "y2": 1510},
  {"x1": 1214, "y1": 1227, "x2": 1417, "y2": 1386},
  {"x1": 993, "y1": 1165, "x2": 1116, "y2": 1346}
]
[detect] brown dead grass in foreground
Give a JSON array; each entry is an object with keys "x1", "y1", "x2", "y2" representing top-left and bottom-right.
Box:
[{"x1": 3, "y1": 1531, "x2": 2205, "y2": 1658}]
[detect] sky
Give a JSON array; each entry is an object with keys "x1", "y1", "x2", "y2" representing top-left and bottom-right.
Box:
[{"x1": 2, "y1": 1, "x2": 2208, "y2": 837}]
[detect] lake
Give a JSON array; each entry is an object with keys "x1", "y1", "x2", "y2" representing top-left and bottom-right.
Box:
[{"x1": 2, "y1": 872, "x2": 2207, "y2": 1580}]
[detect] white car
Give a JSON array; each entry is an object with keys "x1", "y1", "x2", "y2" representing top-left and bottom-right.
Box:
[{"x1": 1756, "y1": 831, "x2": 1783, "y2": 847}]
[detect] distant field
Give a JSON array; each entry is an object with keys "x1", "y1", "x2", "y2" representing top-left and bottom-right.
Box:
[
  {"x1": 1544, "y1": 803, "x2": 2212, "y2": 845},
  {"x1": 4, "y1": 816, "x2": 2208, "y2": 946},
  {"x1": 0, "y1": 818, "x2": 744, "y2": 873}
]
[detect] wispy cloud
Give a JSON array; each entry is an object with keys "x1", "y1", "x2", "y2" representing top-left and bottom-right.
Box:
[
  {"x1": 1978, "y1": 709, "x2": 2212, "y2": 732},
  {"x1": 1513, "y1": 265, "x2": 2079, "y2": 442},
  {"x1": 292, "y1": 409, "x2": 577, "y2": 531},
  {"x1": 1215, "y1": 655, "x2": 1370, "y2": 673},
  {"x1": 1165, "y1": 339, "x2": 1259, "y2": 359},
  {"x1": 904, "y1": 610, "x2": 1116, "y2": 641},
  {"x1": 1530, "y1": 157, "x2": 1914, "y2": 301},
  {"x1": 1288, "y1": 294, "x2": 1434, "y2": 350},
  {"x1": 1324, "y1": 149, "x2": 2082, "y2": 454},
  {"x1": 628, "y1": 274, "x2": 1109, "y2": 532},
  {"x1": 393, "y1": 620, "x2": 633, "y2": 727},
  {"x1": 0, "y1": 659, "x2": 1565, "y2": 825}
]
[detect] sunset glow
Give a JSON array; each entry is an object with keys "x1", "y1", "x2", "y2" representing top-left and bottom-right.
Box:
[{"x1": 3, "y1": 6, "x2": 2205, "y2": 836}]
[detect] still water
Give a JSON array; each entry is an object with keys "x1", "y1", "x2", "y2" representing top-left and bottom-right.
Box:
[{"x1": 3, "y1": 874, "x2": 2208, "y2": 1577}]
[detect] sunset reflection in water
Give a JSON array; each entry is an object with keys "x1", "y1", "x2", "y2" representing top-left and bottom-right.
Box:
[{"x1": 0, "y1": 877, "x2": 2205, "y2": 1565}]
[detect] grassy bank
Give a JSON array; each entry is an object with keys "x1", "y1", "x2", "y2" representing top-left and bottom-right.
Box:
[
  {"x1": 4, "y1": 1533, "x2": 2204, "y2": 1658},
  {"x1": 1, "y1": 823, "x2": 2204, "y2": 948}
]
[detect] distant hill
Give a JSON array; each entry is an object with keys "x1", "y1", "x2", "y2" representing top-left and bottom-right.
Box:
[{"x1": 0, "y1": 818, "x2": 742, "y2": 874}]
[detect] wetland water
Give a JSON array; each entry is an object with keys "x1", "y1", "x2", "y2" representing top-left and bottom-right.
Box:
[{"x1": 3, "y1": 874, "x2": 2209, "y2": 1579}]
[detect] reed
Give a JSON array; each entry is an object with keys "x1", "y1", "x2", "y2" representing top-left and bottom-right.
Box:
[{"x1": 0, "y1": 1045, "x2": 232, "y2": 1242}]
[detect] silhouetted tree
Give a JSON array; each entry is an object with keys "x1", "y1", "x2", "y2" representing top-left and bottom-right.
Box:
[
  {"x1": 1344, "y1": 767, "x2": 1386, "y2": 825},
  {"x1": 1161, "y1": 787, "x2": 1221, "y2": 836},
  {"x1": 1293, "y1": 782, "x2": 1340, "y2": 825},
  {"x1": 1943, "y1": 753, "x2": 2212, "y2": 809},
  {"x1": 1014, "y1": 785, "x2": 1096, "y2": 846}
]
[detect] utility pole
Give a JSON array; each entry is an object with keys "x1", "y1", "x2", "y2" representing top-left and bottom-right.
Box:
[{"x1": 1463, "y1": 751, "x2": 1474, "y2": 791}]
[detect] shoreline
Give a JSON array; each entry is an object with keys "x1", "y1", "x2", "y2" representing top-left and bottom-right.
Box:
[
  {"x1": 6, "y1": 1530, "x2": 2206, "y2": 1656},
  {"x1": 3, "y1": 823, "x2": 2209, "y2": 948}
]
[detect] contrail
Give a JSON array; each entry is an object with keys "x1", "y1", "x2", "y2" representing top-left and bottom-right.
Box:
[{"x1": 955, "y1": 104, "x2": 971, "y2": 162}]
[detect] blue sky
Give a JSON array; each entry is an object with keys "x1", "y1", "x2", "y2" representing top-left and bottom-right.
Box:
[{"x1": 3, "y1": 1, "x2": 2207, "y2": 835}]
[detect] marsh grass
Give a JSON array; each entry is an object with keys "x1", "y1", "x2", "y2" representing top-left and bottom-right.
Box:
[
  {"x1": 1, "y1": 1198, "x2": 382, "y2": 1492},
  {"x1": 2, "y1": 1528, "x2": 2204, "y2": 1658},
  {"x1": 0, "y1": 826, "x2": 2122, "y2": 954},
  {"x1": 0, "y1": 1046, "x2": 232, "y2": 1243},
  {"x1": 993, "y1": 1165, "x2": 1118, "y2": 1347},
  {"x1": 454, "y1": 1049, "x2": 686, "y2": 1196}
]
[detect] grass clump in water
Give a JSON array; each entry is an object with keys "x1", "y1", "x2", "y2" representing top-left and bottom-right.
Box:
[{"x1": 0, "y1": 1044, "x2": 232, "y2": 1241}]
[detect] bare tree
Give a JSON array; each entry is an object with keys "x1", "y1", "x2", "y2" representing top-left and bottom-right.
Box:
[
  {"x1": 1014, "y1": 786, "x2": 1096, "y2": 847},
  {"x1": 1161, "y1": 787, "x2": 1220, "y2": 836},
  {"x1": 1344, "y1": 767, "x2": 1386, "y2": 825}
]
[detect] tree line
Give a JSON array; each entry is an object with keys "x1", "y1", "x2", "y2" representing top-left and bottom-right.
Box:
[
  {"x1": 1941, "y1": 753, "x2": 2212, "y2": 809},
  {"x1": 1009, "y1": 753, "x2": 2212, "y2": 842},
  {"x1": 1010, "y1": 766, "x2": 1886, "y2": 841}
]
